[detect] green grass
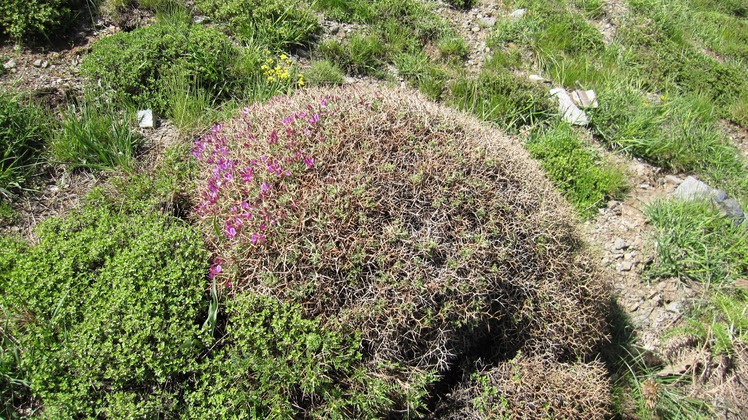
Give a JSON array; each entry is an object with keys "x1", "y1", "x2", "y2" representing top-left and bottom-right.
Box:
[
  {"x1": 0, "y1": 92, "x2": 51, "y2": 192},
  {"x1": 194, "y1": 0, "x2": 320, "y2": 50},
  {"x1": 51, "y1": 96, "x2": 141, "y2": 171},
  {"x1": 394, "y1": 51, "x2": 448, "y2": 100},
  {"x1": 668, "y1": 289, "x2": 748, "y2": 357},
  {"x1": 527, "y1": 123, "x2": 627, "y2": 218},
  {"x1": 305, "y1": 59, "x2": 345, "y2": 86},
  {"x1": 645, "y1": 199, "x2": 748, "y2": 285}
]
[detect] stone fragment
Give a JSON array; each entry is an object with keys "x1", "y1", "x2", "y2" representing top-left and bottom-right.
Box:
[
  {"x1": 675, "y1": 176, "x2": 746, "y2": 223},
  {"x1": 471, "y1": 26, "x2": 480, "y2": 32},
  {"x1": 33, "y1": 59, "x2": 43, "y2": 67},
  {"x1": 550, "y1": 88, "x2": 589, "y2": 126},
  {"x1": 3, "y1": 59, "x2": 16, "y2": 70},
  {"x1": 570, "y1": 89, "x2": 598, "y2": 108},
  {"x1": 137, "y1": 109, "x2": 154, "y2": 128},
  {"x1": 613, "y1": 238, "x2": 627, "y2": 251},
  {"x1": 509, "y1": 8, "x2": 527, "y2": 19},
  {"x1": 619, "y1": 261, "x2": 634, "y2": 272},
  {"x1": 42, "y1": 60, "x2": 49, "y2": 68},
  {"x1": 481, "y1": 17, "x2": 497, "y2": 27},
  {"x1": 528, "y1": 74, "x2": 546, "y2": 83}
]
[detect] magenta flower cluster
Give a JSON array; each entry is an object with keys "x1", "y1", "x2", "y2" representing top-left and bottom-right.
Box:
[{"x1": 193, "y1": 96, "x2": 338, "y2": 281}]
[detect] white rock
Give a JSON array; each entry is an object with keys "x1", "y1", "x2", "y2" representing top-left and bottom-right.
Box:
[
  {"x1": 571, "y1": 89, "x2": 598, "y2": 108},
  {"x1": 509, "y1": 8, "x2": 527, "y2": 19},
  {"x1": 137, "y1": 109, "x2": 154, "y2": 128},
  {"x1": 550, "y1": 88, "x2": 589, "y2": 126},
  {"x1": 471, "y1": 26, "x2": 480, "y2": 32},
  {"x1": 3, "y1": 59, "x2": 16, "y2": 70},
  {"x1": 528, "y1": 74, "x2": 546, "y2": 83},
  {"x1": 33, "y1": 59, "x2": 43, "y2": 67}
]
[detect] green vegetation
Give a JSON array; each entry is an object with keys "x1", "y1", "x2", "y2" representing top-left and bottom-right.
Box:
[
  {"x1": 0, "y1": 93, "x2": 51, "y2": 191},
  {"x1": 304, "y1": 59, "x2": 345, "y2": 86},
  {"x1": 52, "y1": 96, "x2": 142, "y2": 171},
  {"x1": 82, "y1": 21, "x2": 238, "y2": 115},
  {"x1": 0, "y1": 0, "x2": 83, "y2": 40},
  {"x1": 450, "y1": 65, "x2": 552, "y2": 129},
  {"x1": 185, "y1": 294, "x2": 405, "y2": 418},
  {"x1": 645, "y1": 199, "x2": 747, "y2": 285},
  {"x1": 194, "y1": 0, "x2": 320, "y2": 49},
  {"x1": 527, "y1": 124, "x2": 627, "y2": 218},
  {"x1": 316, "y1": 0, "x2": 447, "y2": 76},
  {"x1": 0, "y1": 204, "x2": 209, "y2": 417}
]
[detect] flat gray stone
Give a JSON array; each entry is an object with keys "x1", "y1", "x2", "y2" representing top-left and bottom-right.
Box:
[
  {"x1": 675, "y1": 176, "x2": 713, "y2": 201},
  {"x1": 33, "y1": 59, "x2": 43, "y2": 67},
  {"x1": 675, "y1": 176, "x2": 746, "y2": 224},
  {"x1": 137, "y1": 109, "x2": 154, "y2": 128},
  {"x1": 3, "y1": 59, "x2": 16, "y2": 70},
  {"x1": 613, "y1": 238, "x2": 627, "y2": 251},
  {"x1": 550, "y1": 88, "x2": 589, "y2": 126}
]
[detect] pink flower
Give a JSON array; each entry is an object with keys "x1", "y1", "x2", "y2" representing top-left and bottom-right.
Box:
[
  {"x1": 251, "y1": 233, "x2": 266, "y2": 244},
  {"x1": 304, "y1": 157, "x2": 315, "y2": 169},
  {"x1": 209, "y1": 260, "x2": 222, "y2": 279},
  {"x1": 225, "y1": 222, "x2": 237, "y2": 239},
  {"x1": 241, "y1": 167, "x2": 254, "y2": 183},
  {"x1": 261, "y1": 182, "x2": 272, "y2": 193},
  {"x1": 307, "y1": 113, "x2": 320, "y2": 124},
  {"x1": 268, "y1": 130, "x2": 279, "y2": 145}
]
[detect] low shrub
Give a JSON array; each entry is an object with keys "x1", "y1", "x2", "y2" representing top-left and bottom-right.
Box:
[
  {"x1": 527, "y1": 123, "x2": 627, "y2": 218},
  {"x1": 441, "y1": 356, "x2": 611, "y2": 419},
  {"x1": 82, "y1": 22, "x2": 237, "y2": 114},
  {"x1": 0, "y1": 204, "x2": 209, "y2": 417},
  {"x1": 0, "y1": 0, "x2": 83, "y2": 40},
  {"x1": 0, "y1": 92, "x2": 51, "y2": 191},
  {"x1": 184, "y1": 293, "x2": 414, "y2": 418},
  {"x1": 191, "y1": 85, "x2": 611, "y2": 413}
]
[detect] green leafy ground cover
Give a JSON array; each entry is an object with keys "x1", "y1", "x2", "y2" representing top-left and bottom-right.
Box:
[{"x1": 1, "y1": 0, "x2": 747, "y2": 417}]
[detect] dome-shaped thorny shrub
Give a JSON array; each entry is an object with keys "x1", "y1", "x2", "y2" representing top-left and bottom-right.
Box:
[{"x1": 191, "y1": 85, "x2": 612, "y2": 417}]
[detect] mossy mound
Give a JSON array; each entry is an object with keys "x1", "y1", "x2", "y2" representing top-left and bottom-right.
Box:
[{"x1": 191, "y1": 85, "x2": 612, "y2": 414}]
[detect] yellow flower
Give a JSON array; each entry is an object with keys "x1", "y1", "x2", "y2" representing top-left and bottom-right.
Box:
[{"x1": 280, "y1": 54, "x2": 288, "y2": 61}]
